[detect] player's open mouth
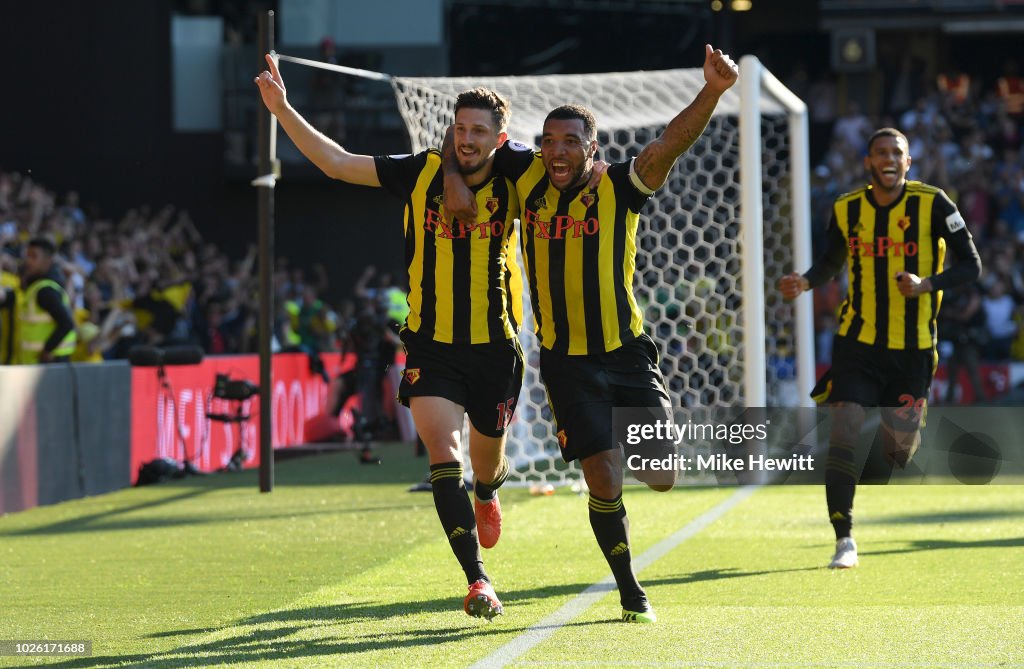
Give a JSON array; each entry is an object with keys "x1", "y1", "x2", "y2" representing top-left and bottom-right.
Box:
[
  {"x1": 458, "y1": 147, "x2": 478, "y2": 158},
  {"x1": 549, "y1": 161, "x2": 571, "y2": 178}
]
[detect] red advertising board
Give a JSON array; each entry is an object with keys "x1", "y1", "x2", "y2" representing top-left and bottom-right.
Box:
[
  {"x1": 931, "y1": 363, "x2": 1012, "y2": 405},
  {"x1": 814, "y1": 362, "x2": 1013, "y2": 405},
  {"x1": 130, "y1": 352, "x2": 351, "y2": 482}
]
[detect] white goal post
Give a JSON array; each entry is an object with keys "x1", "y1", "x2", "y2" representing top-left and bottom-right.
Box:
[{"x1": 738, "y1": 56, "x2": 814, "y2": 409}]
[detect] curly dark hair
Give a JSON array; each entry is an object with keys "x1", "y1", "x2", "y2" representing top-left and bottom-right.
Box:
[
  {"x1": 544, "y1": 104, "x2": 597, "y2": 141},
  {"x1": 867, "y1": 127, "x2": 909, "y2": 153}
]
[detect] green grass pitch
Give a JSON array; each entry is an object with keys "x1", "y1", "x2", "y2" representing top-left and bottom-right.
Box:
[{"x1": 1, "y1": 443, "x2": 1022, "y2": 668}]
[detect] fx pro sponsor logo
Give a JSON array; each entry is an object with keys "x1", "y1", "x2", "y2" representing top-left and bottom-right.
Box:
[
  {"x1": 848, "y1": 236, "x2": 918, "y2": 258},
  {"x1": 522, "y1": 209, "x2": 599, "y2": 239},
  {"x1": 424, "y1": 208, "x2": 507, "y2": 239}
]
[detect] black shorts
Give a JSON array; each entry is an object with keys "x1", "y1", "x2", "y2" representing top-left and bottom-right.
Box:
[
  {"x1": 540, "y1": 333, "x2": 672, "y2": 463},
  {"x1": 398, "y1": 329, "x2": 524, "y2": 438},
  {"x1": 813, "y1": 335, "x2": 936, "y2": 415}
]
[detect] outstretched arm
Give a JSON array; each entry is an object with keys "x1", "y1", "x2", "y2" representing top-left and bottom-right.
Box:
[
  {"x1": 633, "y1": 44, "x2": 739, "y2": 191},
  {"x1": 779, "y1": 220, "x2": 847, "y2": 300},
  {"x1": 255, "y1": 53, "x2": 380, "y2": 187}
]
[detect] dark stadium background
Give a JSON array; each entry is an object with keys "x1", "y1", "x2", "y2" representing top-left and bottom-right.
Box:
[{"x1": 2, "y1": 0, "x2": 1022, "y2": 297}]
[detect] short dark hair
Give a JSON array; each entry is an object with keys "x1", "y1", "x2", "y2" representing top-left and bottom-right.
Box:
[
  {"x1": 867, "y1": 127, "x2": 909, "y2": 153},
  {"x1": 27, "y1": 236, "x2": 57, "y2": 256},
  {"x1": 454, "y1": 87, "x2": 510, "y2": 133},
  {"x1": 544, "y1": 104, "x2": 597, "y2": 142}
]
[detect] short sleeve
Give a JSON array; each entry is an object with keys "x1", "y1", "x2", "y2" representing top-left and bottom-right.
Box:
[
  {"x1": 609, "y1": 160, "x2": 652, "y2": 212},
  {"x1": 493, "y1": 141, "x2": 538, "y2": 182},
  {"x1": 373, "y1": 151, "x2": 429, "y2": 199}
]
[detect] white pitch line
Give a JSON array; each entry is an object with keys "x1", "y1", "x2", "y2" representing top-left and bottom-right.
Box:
[{"x1": 470, "y1": 485, "x2": 761, "y2": 669}]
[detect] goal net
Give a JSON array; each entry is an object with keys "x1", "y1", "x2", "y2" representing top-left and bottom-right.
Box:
[{"x1": 385, "y1": 62, "x2": 810, "y2": 486}]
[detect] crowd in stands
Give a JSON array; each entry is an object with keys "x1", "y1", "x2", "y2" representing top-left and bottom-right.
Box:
[
  {"x1": 0, "y1": 170, "x2": 406, "y2": 366},
  {"x1": 790, "y1": 58, "x2": 1024, "y2": 374}
]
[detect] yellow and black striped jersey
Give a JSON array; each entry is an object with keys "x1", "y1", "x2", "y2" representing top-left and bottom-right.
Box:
[
  {"x1": 374, "y1": 150, "x2": 522, "y2": 344},
  {"x1": 494, "y1": 142, "x2": 651, "y2": 355},
  {"x1": 804, "y1": 181, "x2": 981, "y2": 350}
]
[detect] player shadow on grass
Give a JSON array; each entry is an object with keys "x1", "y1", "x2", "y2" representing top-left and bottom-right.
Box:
[
  {"x1": 30, "y1": 574, "x2": 833, "y2": 668},
  {"x1": 36, "y1": 567, "x2": 823, "y2": 669},
  {"x1": 33, "y1": 596, "x2": 609, "y2": 669},
  {"x1": 0, "y1": 488, "x2": 212, "y2": 537},
  {"x1": 495, "y1": 569, "x2": 820, "y2": 610},
  {"x1": 871, "y1": 508, "x2": 1024, "y2": 524},
  {"x1": 17, "y1": 624, "x2": 496, "y2": 669},
  {"x1": 0, "y1": 495, "x2": 417, "y2": 537},
  {"x1": 643, "y1": 567, "x2": 822, "y2": 585},
  {"x1": 33, "y1": 623, "x2": 499, "y2": 669},
  {"x1": 234, "y1": 584, "x2": 635, "y2": 628},
  {"x1": 861, "y1": 536, "x2": 1024, "y2": 557}
]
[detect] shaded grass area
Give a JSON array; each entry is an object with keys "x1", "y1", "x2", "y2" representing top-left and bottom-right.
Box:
[{"x1": 1, "y1": 449, "x2": 1022, "y2": 667}]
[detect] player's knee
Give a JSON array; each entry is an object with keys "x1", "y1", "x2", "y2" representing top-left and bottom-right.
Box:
[
  {"x1": 470, "y1": 457, "x2": 502, "y2": 484},
  {"x1": 830, "y1": 404, "x2": 864, "y2": 446},
  {"x1": 425, "y1": 444, "x2": 461, "y2": 465},
  {"x1": 583, "y1": 464, "x2": 622, "y2": 499},
  {"x1": 467, "y1": 435, "x2": 506, "y2": 481},
  {"x1": 586, "y1": 480, "x2": 621, "y2": 499},
  {"x1": 833, "y1": 415, "x2": 860, "y2": 442},
  {"x1": 419, "y1": 430, "x2": 461, "y2": 463}
]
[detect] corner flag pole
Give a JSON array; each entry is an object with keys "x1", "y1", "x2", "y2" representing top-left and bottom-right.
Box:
[{"x1": 255, "y1": 10, "x2": 276, "y2": 493}]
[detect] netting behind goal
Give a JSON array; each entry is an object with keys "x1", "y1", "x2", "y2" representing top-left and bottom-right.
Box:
[{"x1": 387, "y1": 68, "x2": 800, "y2": 486}]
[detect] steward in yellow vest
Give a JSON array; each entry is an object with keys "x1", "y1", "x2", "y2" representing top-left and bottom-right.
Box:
[
  {"x1": 0, "y1": 268, "x2": 19, "y2": 364},
  {"x1": 14, "y1": 237, "x2": 76, "y2": 363}
]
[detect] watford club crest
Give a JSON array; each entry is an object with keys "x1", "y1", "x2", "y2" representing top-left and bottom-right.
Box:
[
  {"x1": 485, "y1": 197, "x2": 499, "y2": 215},
  {"x1": 557, "y1": 429, "x2": 568, "y2": 450},
  {"x1": 404, "y1": 368, "x2": 421, "y2": 385},
  {"x1": 581, "y1": 192, "x2": 595, "y2": 208},
  {"x1": 897, "y1": 216, "x2": 911, "y2": 231}
]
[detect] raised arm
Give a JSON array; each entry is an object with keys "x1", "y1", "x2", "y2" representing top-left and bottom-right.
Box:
[
  {"x1": 633, "y1": 44, "x2": 739, "y2": 191},
  {"x1": 255, "y1": 54, "x2": 380, "y2": 187}
]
